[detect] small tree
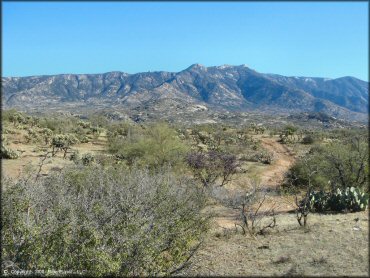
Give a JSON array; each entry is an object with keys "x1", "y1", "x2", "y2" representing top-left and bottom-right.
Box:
[
  {"x1": 110, "y1": 123, "x2": 189, "y2": 169},
  {"x1": 51, "y1": 134, "x2": 79, "y2": 158},
  {"x1": 287, "y1": 156, "x2": 318, "y2": 227},
  {"x1": 186, "y1": 151, "x2": 239, "y2": 187},
  {"x1": 9, "y1": 112, "x2": 25, "y2": 127},
  {"x1": 280, "y1": 125, "x2": 298, "y2": 143},
  {"x1": 238, "y1": 193, "x2": 276, "y2": 236},
  {"x1": 287, "y1": 136, "x2": 368, "y2": 192},
  {"x1": 40, "y1": 128, "x2": 53, "y2": 145}
]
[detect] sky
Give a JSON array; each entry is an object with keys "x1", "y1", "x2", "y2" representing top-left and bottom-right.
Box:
[{"x1": 2, "y1": 2, "x2": 369, "y2": 80}]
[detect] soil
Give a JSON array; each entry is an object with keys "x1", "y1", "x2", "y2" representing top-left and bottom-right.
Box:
[{"x1": 183, "y1": 136, "x2": 369, "y2": 276}]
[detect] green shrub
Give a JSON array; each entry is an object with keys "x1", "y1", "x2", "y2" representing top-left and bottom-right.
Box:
[
  {"x1": 2, "y1": 134, "x2": 7, "y2": 144},
  {"x1": 77, "y1": 120, "x2": 92, "y2": 129},
  {"x1": 1, "y1": 144, "x2": 20, "y2": 159},
  {"x1": 2, "y1": 165, "x2": 208, "y2": 276},
  {"x1": 253, "y1": 150, "x2": 274, "y2": 164},
  {"x1": 40, "y1": 128, "x2": 53, "y2": 145},
  {"x1": 69, "y1": 151, "x2": 80, "y2": 164},
  {"x1": 24, "y1": 128, "x2": 41, "y2": 144},
  {"x1": 78, "y1": 135, "x2": 89, "y2": 143},
  {"x1": 7, "y1": 111, "x2": 26, "y2": 126},
  {"x1": 286, "y1": 137, "x2": 368, "y2": 192},
  {"x1": 81, "y1": 153, "x2": 95, "y2": 166},
  {"x1": 107, "y1": 122, "x2": 136, "y2": 138},
  {"x1": 38, "y1": 116, "x2": 79, "y2": 134},
  {"x1": 109, "y1": 123, "x2": 189, "y2": 169},
  {"x1": 239, "y1": 150, "x2": 273, "y2": 164},
  {"x1": 302, "y1": 135, "x2": 315, "y2": 144},
  {"x1": 94, "y1": 154, "x2": 116, "y2": 167},
  {"x1": 51, "y1": 134, "x2": 79, "y2": 158}
]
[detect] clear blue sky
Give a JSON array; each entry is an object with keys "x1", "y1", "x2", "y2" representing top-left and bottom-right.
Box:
[{"x1": 2, "y1": 2, "x2": 368, "y2": 80}]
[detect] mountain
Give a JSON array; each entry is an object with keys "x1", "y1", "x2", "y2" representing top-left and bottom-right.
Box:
[{"x1": 2, "y1": 64, "x2": 368, "y2": 121}]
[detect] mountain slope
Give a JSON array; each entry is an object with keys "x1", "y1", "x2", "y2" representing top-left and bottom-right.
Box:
[
  {"x1": 2, "y1": 64, "x2": 368, "y2": 121},
  {"x1": 264, "y1": 74, "x2": 368, "y2": 113}
]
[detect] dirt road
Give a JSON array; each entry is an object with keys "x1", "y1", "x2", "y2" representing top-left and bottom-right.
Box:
[
  {"x1": 181, "y1": 138, "x2": 368, "y2": 276},
  {"x1": 259, "y1": 137, "x2": 295, "y2": 188},
  {"x1": 212, "y1": 136, "x2": 297, "y2": 229}
]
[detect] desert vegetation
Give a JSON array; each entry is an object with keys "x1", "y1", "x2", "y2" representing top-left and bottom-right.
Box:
[
  {"x1": 2, "y1": 166, "x2": 207, "y2": 276},
  {"x1": 1, "y1": 109, "x2": 368, "y2": 276}
]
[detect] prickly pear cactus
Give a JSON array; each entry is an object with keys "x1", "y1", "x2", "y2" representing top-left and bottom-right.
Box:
[
  {"x1": 307, "y1": 187, "x2": 368, "y2": 212},
  {"x1": 308, "y1": 191, "x2": 329, "y2": 212}
]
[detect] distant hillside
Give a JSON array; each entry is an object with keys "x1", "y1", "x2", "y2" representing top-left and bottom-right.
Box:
[{"x1": 2, "y1": 64, "x2": 368, "y2": 121}]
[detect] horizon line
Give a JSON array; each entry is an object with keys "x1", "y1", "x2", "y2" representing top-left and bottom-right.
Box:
[{"x1": 2, "y1": 63, "x2": 368, "y2": 81}]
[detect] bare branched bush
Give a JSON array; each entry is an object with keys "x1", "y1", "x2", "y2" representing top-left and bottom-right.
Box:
[
  {"x1": 286, "y1": 157, "x2": 318, "y2": 227},
  {"x1": 235, "y1": 189, "x2": 277, "y2": 236},
  {"x1": 186, "y1": 151, "x2": 239, "y2": 187},
  {"x1": 213, "y1": 179, "x2": 277, "y2": 236}
]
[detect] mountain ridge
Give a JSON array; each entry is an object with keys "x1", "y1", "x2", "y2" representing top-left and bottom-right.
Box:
[{"x1": 2, "y1": 64, "x2": 368, "y2": 122}]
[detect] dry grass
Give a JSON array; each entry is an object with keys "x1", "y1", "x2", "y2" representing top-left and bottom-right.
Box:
[
  {"x1": 2, "y1": 130, "x2": 108, "y2": 179},
  {"x1": 179, "y1": 211, "x2": 369, "y2": 276}
]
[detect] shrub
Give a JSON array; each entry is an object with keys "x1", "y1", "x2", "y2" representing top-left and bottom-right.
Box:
[
  {"x1": 107, "y1": 122, "x2": 136, "y2": 138},
  {"x1": 186, "y1": 150, "x2": 239, "y2": 187},
  {"x1": 239, "y1": 150, "x2": 273, "y2": 164},
  {"x1": 109, "y1": 123, "x2": 189, "y2": 169},
  {"x1": 283, "y1": 125, "x2": 298, "y2": 136},
  {"x1": 94, "y1": 154, "x2": 116, "y2": 167},
  {"x1": 254, "y1": 150, "x2": 274, "y2": 164},
  {"x1": 40, "y1": 128, "x2": 53, "y2": 145},
  {"x1": 38, "y1": 116, "x2": 79, "y2": 134},
  {"x1": 69, "y1": 151, "x2": 80, "y2": 163},
  {"x1": 213, "y1": 179, "x2": 277, "y2": 235},
  {"x1": 1, "y1": 134, "x2": 7, "y2": 144},
  {"x1": 25, "y1": 128, "x2": 41, "y2": 144},
  {"x1": 77, "y1": 120, "x2": 92, "y2": 129},
  {"x1": 302, "y1": 135, "x2": 315, "y2": 144},
  {"x1": 78, "y1": 135, "x2": 89, "y2": 143},
  {"x1": 286, "y1": 137, "x2": 368, "y2": 192},
  {"x1": 81, "y1": 153, "x2": 95, "y2": 166},
  {"x1": 2, "y1": 165, "x2": 208, "y2": 276},
  {"x1": 1, "y1": 144, "x2": 20, "y2": 159},
  {"x1": 51, "y1": 134, "x2": 79, "y2": 158},
  {"x1": 7, "y1": 111, "x2": 26, "y2": 126}
]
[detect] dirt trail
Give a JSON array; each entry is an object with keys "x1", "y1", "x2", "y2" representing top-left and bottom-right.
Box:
[
  {"x1": 259, "y1": 137, "x2": 295, "y2": 188},
  {"x1": 182, "y1": 137, "x2": 368, "y2": 276},
  {"x1": 213, "y1": 137, "x2": 296, "y2": 229}
]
